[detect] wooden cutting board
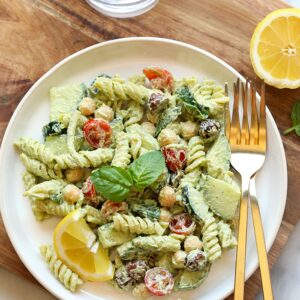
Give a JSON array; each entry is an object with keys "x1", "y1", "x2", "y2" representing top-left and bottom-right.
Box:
[{"x1": 0, "y1": 0, "x2": 299, "y2": 299}]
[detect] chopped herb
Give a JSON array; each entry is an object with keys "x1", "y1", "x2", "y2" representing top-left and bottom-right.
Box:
[{"x1": 49, "y1": 193, "x2": 63, "y2": 204}]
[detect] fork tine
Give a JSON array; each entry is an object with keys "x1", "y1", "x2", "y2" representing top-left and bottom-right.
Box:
[
  {"x1": 230, "y1": 78, "x2": 241, "y2": 144},
  {"x1": 250, "y1": 82, "x2": 259, "y2": 145},
  {"x1": 224, "y1": 83, "x2": 231, "y2": 139},
  {"x1": 259, "y1": 81, "x2": 267, "y2": 150},
  {"x1": 241, "y1": 80, "x2": 250, "y2": 144}
]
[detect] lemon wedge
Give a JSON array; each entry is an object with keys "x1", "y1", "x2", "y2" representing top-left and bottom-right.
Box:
[
  {"x1": 250, "y1": 8, "x2": 300, "y2": 89},
  {"x1": 53, "y1": 209, "x2": 114, "y2": 281}
]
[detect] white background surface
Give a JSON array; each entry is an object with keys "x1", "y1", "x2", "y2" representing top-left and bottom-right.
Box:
[{"x1": 0, "y1": 1, "x2": 297, "y2": 300}]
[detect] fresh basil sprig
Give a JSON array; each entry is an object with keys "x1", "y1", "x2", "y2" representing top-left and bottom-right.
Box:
[
  {"x1": 284, "y1": 101, "x2": 300, "y2": 136},
  {"x1": 90, "y1": 151, "x2": 165, "y2": 202},
  {"x1": 90, "y1": 166, "x2": 133, "y2": 202}
]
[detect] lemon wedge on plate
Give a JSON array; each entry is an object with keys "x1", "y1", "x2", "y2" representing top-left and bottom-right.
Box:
[
  {"x1": 250, "y1": 8, "x2": 300, "y2": 89},
  {"x1": 53, "y1": 209, "x2": 114, "y2": 281}
]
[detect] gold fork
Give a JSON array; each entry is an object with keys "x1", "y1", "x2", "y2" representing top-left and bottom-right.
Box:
[{"x1": 225, "y1": 79, "x2": 274, "y2": 300}]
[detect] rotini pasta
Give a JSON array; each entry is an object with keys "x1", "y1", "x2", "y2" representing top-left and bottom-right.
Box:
[
  {"x1": 113, "y1": 213, "x2": 166, "y2": 236},
  {"x1": 15, "y1": 137, "x2": 55, "y2": 166},
  {"x1": 217, "y1": 220, "x2": 237, "y2": 249},
  {"x1": 111, "y1": 131, "x2": 131, "y2": 168},
  {"x1": 92, "y1": 77, "x2": 150, "y2": 105},
  {"x1": 124, "y1": 102, "x2": 144, "y2": 127},
  {"x1": 202, "y1": 214, "x2": 222, "y2": 262},
  {"x1": 185, "y1": 136, "x2": 206, "y2": 173},
  {"x1": 40, "y1": 245, "x2": 83, "y2": 292},
  {"x1": 35, "y1": 200, "x2": 76, "y2": 217},
  {"x1": 20, "y1": 153, "x2": 63, "y2": 180},
  {"x1": 22, "y1": 171, "x2": 37, "y2": 191}
]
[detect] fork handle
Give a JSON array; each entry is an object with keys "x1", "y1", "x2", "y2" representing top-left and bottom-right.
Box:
[
  {"x1": 251, "y1": 198, "x2": 274, "y2": 300},
  {"x1": 234, "y1": 178, "x2": 249, "y2": 300}
]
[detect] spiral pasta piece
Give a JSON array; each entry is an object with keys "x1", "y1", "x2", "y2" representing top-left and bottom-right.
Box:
[
  {"x1": 217, "y1": 220, "x2": 237, "y2": 249},
  {"x1": 15, "y1": 137, "x2": 55, "y2": 166},
  {"x1": 129, "y1": 133, "x2": 142, "y2": 159},
  {"x1": 124, "y1": 102, "x2": 144, "y2": 127},
  {"x1": 185, "y1": 136, "x2": 206, "y2": 173},
  {"x1": 113, "y1": 213, "x2": 166, "y2": 236},
  {"x1": 35, "y1": 200, "x2": 76, "y2": 217},
  {"x1": 93, "y1": 77, "x2": 150, "y2": 105},
  {"x1": 40, "y1": 245, "x2": 83, "y2": 292},
  {"x1": 22, "y1": 171, "x2": 37, "y2": 191},
  {"x1": 20, "y1": 153, "x2": 63, "y2": 180},
  {"x1": 202, "y1": 214, "x2": 222, "y2": 262},
  {"x1": 111, "y1": 131, "x2": 131, "y2": 168}
]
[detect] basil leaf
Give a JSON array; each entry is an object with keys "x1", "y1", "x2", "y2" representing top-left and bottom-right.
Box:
[
  {"x1": 284, "y1": 101, "x2": 300, "y2": 136},
  {"x1": 91, "y1": 166, "x2": 133, "y2": 202},
  {"x1": 176, "y1": 86, "x2": 209, "y2": 120},
  {"x1": 129, "y1": 151, "x2": 165, "y2": 190}
]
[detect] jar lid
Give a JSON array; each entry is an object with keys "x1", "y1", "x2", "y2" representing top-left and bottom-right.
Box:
[{"x1": 86, "y1": 0, "x2": 159, "y2": 18}]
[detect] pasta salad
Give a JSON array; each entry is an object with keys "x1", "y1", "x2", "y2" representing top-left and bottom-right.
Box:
[{"x1": 15, "y1": 67, "x2": 240, "y2": 298}]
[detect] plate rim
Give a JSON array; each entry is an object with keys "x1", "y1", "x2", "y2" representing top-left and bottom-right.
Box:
[{"x1": 0, "y1": 37, "x2": 287, "y2": 300}]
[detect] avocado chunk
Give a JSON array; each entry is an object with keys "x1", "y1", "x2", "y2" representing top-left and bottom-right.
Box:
[
  {"x1": 206, "y1": 134, "x2": 230, "y2": 178},
  {"x1": 50, "y1": 83, "x2": 86, "y2": 122},
  {"x1": 204, "y1": 175, "x2": 240, "y2": 220},
  {"x1": 174, "y1": 264, "x2": 211, "y2": 291}
]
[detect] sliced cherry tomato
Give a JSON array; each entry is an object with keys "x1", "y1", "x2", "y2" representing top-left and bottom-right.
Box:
[
  {"x1": 82, "y1": 177, "x2": 96, "y2": 200},
  {"x1": 143, "y1": 67, "x2": 174, "y2": 93},
  {"x1": 144, "y1": 267, "x2": 174, "y2": 296},
  {"x1": 83, "y1": 118, "x2": 112, "y2": 148},
  {"x1": 162, "y1": 146, "x2": 187, "y2": 172},
  {"x1": 169, "y1": 213, "x2": 195, "y2": 235},
  {"x1": 101, "y1": 200, "x2": 128, "y2": 218}
]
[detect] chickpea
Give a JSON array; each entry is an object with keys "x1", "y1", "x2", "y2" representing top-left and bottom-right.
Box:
[
  {"x1": 180, "y1": 120, "x2": 198, "y2": 139},
  {"x1": 159, "y1": 208, "x2": 172, "y2": 223},
  {"x1": 94, "y1": 105, "x2": 114, "y2": 122},
  {"x1": 172, "y1": 250, "x2": 187, "y2": 269},
  {"x1": 184, "y1": 235, "x2": 203, "y2": 252},
  {"x1": 65, "y1": 168, "x2": 85, "y2": 183},
  {"x1": 132, "y1": 283, "x2": 150, "y2": 299},
  {"x1": 79, "y1": 97, "x2": 96, "y2": 116},
  {"x1": 141, "y1": 121, "x2": 156, "y2": 136},
  {"x1": 62, "y1": 184, "x2": 82, "y2": 204},
  {"x1": 158, "y1": 186, "x2": 176, "y2": 208},
  {"x1": 157, "y1": 128, "x2": 180, "y2": 147}
]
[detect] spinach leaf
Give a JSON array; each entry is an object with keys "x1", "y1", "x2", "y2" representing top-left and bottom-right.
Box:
[
  {"x1": 129, "y1": 151, "x2": 166, "y2": 190},
  {"x1": 42, "y1": 121, "x2": 67, "y2": 138},
  {"x1": 131, "y1": 204, "x2": 160, "y2": 221},
  {"x1": 155, "y1": 106, "x2": 181, "y2": 137},
  {"x1": 91, "y1": 166, "x2": 133, "y2": 202},
  {"x1": 176, "y1": 86, "x2": 209, "y2": 120},
  {"x1": 284, "y1": 101, "x2": 300, "y2": 136}
]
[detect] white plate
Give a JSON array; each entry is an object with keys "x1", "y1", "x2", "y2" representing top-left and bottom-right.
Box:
[{"x1": 0, "y1": 38, "x2": 287, "y2": 300}]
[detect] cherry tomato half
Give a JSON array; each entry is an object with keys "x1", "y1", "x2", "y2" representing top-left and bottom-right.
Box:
[
  {"x1": 82, "y1": 177, "x2": 96, "y2": 200},
  {"x1": 169, "y1": 213, "x2": 195, "y2": 235},
  {"x1": 143, "y1": 67, "x2": 174, "y2": 93},
  {"x1": 83, "y1": 118, "x2": 112, "y2": 148},
  {"x1": 101, "y1": 200, "x2": 128, "y2": 218},
  {"x1": 162, "y1": 146, "x2": 187, "y2": 172},
  {"x1": 144, "y1": 267, "x2": 174, "y2": 296}
]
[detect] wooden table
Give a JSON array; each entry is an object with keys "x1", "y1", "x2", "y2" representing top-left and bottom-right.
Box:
[{"x1": 0, "y1": 0, "x2": 299, "y2": 299}]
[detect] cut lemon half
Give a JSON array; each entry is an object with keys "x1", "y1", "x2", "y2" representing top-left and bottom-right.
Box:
[
  {"x1": 53, "y1": 209, "x2": 114, "y2": 281},
  {"x1": 250, "y1": 8, "x2": 300, "y2": 89}
]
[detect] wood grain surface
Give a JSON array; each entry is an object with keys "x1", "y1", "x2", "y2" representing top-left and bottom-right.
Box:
[{"x1": 0, "y1": 0, "x2": 299, "y2": 299}]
